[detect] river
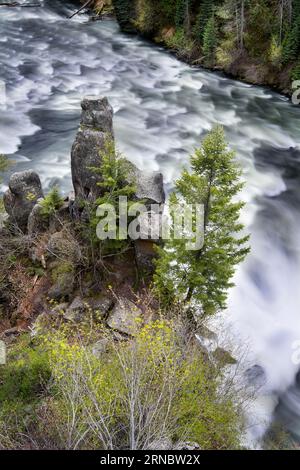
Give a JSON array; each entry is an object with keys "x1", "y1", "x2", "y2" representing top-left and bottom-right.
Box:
[{"x1": 1, "y1": 0, "x2": 300, "y2": 446}]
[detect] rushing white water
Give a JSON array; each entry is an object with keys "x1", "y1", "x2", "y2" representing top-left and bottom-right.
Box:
[{"x1": 1, "y1": 0, "x2": 300, "y2": 444}]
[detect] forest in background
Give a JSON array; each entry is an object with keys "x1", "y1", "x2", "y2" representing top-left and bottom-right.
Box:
[{"x1": 110, "y1": 0, "x2": 300, "y2": 94}]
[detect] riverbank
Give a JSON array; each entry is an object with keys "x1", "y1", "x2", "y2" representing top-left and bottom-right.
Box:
[{"x1": 84, "y1": 0, "x2": 298, "y2": 98}]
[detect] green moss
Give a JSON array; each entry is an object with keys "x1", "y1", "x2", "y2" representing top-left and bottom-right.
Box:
[{"x1": 51, "y1": 261, "x2": 74, "y2": 283}]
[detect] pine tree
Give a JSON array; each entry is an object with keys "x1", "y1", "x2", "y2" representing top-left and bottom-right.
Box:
[
  {"x1": 203, "y1": 16, "x2": 218, "y2": 64},
  {"x1": 175, "y1": 0, "x2": 191, "y2": 33},
  {"x1": 154, "y1": 126, "x2": 250, "y2": 315},
  {"x1": 175, "y1": 0, "x2": 186, "y2": 28},
  {"x1": 282, "y1": 21, "x2": 300, "y2": 61},
  {"x1": 39, "y1": 186, "x2": 64, "y2": 218},
  {"x1": 194, "y1": 0, "x2": 214, "y2": 44},
  {"x1": 112, "y1": 0, "x2": 136, "y2": 33},
  {"x1": 282, "y1": 0, "x2": 300, "y2": 62}
]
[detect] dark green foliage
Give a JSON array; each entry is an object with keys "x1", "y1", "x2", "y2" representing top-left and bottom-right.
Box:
[
  {"x1": 282, "y1": 20, "x2": 300, "y2": 63},
  {"x1": 39, "y1": 186, "x2": 64, "y2": 218},
  {"x1": 291, "y1": 61, "x2": 300, "y2": 80},
  {"x1": 194, "y1": 0, "x2": 215, "y2": 45},
  {"x1": 0, "y1": 336, "x2": 50, "y2": 404},
  {"x1": 203, "y1": 15, "x2": 217, "y2": 64},
  {"x1": 112, "y1": 0, "x2": 136, "y2": 33},
  {"x1": 154, "y1": 126, "x2": 250, "y2": 314},
  {"x1": 175, "y1": 0, "x2": 186, "y2": 28},
  {"x1": 244, "y1": 0, "x2": 273, "y2": 57},
  {"x1": 88, "y1": 138, "x2": 136, "y2": 254}
]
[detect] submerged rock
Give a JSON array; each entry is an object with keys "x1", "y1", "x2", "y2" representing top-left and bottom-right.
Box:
[
  {"x1": 4, "y1": 170, "x2": 44, "y2": 232},
  {"x1": 245, "y1": 364, "x2": 267, "y2": 388}
]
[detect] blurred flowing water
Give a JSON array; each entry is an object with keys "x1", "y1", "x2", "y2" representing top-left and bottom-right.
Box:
[{"x1": 1, "y1": 0, "x2": 300, "y2": 445}]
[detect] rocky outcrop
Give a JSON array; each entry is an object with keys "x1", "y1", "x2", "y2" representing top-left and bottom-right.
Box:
[
  {"x1": 71, "y1": 96, "x2": 165, "y2": 208},
  {"x1": 63, "y1": 294, "x2": 113, "y2": 323},
  {"x1": 71, "y1": 96, "x2": 114, "y2": 203},
  {"x1": 128, "y1": 165, "x2": 165, "y2": 207},
  {"x1": 27, "y1": 202, "x2": 49, "y2": 235},
  {"x1": 107, "y1": 298, "x2": 142, "y2": 335},
  {"x1": 47, "y1": 231, "x2": 82, "y2": 264},
  {"x1": 3, "y1": 170, "x2": 44, "y2": 232}
]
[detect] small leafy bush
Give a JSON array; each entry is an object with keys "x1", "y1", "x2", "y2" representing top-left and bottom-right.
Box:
[{"x1": 40, "y1": 187, "x2": 64, "y2": 218}]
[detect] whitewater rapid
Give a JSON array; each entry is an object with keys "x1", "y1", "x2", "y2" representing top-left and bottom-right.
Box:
[{"x1": 1, "y1": 0, "x2": 300, "y2": 444}]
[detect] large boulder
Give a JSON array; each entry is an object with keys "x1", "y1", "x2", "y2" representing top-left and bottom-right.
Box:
[
  {"x1": 47, "y1": 231, "x2": 81, "y2": 264},
  {"x1": 71, "y1": 96, "x2": 165, "y2": 208},
  {"x1": 27, "y1": 201, "x2": 49, "y2": 235},
  {"x1": 3, "y1": 171, "x2": 44, "y2": 231},
  {"x1": 129, "y1": 165, "x2": 165, "y2": 207},
  {"x1": 63, "y1": 294, "x2": 113, "y2": 323},
  {"x1": 107, "y1": 298, "x2": 142, "y2": 335},
  {"x1": 71, "y1": 96, "x2": 114, "y2": 202}
]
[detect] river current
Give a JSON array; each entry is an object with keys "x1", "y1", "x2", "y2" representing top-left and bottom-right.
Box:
[{"x1": 1, "y1": 0, "x2": 300, "y2": 445}]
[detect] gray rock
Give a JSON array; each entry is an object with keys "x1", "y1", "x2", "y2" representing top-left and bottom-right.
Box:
[
  {"x1": 173, "y1": 441, "x2": 201, "y2": 451},
  {"x1": 245, "y1": 364, "x2": 267, "y2": 388},
  {"x1": 3, "y1": 171, "x2": 44, "y2": 231},
  {"x1": 71, "y1": 96, "x2": 165, "y2": 229},
  {"x1": 107, "y1": 298, "x2": 142, "y2": 335},
  {"x1": 71, "y1": 97, "x2": 114, "y2": 202},
  {"x1": 63, "y1": 296, "x2": 87, "y2": 322},
  {"x1": 80, "y1": 96, "x2": 114, "y2": 133},
  {"x1": 135, "y1": 169, "x2": 165, "y2": 206},
  {"x1": 27, "y1": 201, "x2": 48, "y2": 235},
  {"x1": 63, "y1": 295, "x2": 113, "y2": 323},
  {"x1": 148, "y1": 438, "x2": 172, "y2": 450},
  {"x1": 127, "y1": 163, "x2": 165, "y2": 207},
  {"x1": 47, "y1": 231, "x2": 81, "y2": 264},
  {"x1": 88, "y1": 295, "x2": 113, "y2": 319},
  {"x1": 131, "y1": 206, "x2": 164, "y2": 275},
  {"x1": 91, "y1": 339, "x2": 109, "y2": 358}
]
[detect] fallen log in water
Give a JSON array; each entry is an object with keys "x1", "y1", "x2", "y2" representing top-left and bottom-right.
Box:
[{"x1": 68, "y1": 0, "x2": 94, "y2": 19}]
